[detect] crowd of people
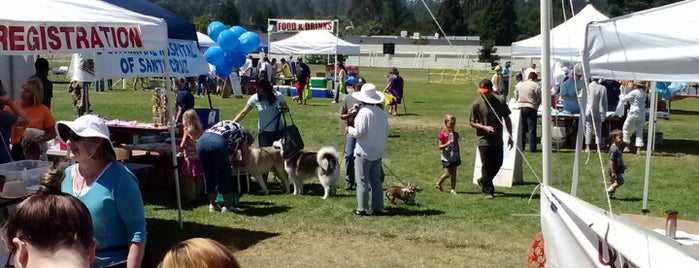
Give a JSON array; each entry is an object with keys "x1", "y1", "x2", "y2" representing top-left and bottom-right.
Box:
[{"x1": 0, "y1": 55, "x2": 660, "y2": 267}]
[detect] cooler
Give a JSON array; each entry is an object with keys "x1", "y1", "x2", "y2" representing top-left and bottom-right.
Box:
[{"x1": 310, "y1": 77, "x2": 327, "y2": 88}]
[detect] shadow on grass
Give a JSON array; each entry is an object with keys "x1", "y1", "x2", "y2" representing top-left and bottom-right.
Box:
[
  {"x1": 615, "y1": 196, "x2": 643, "y2": 202},
  {"x1": 500, "y1": 192, "x2": 540, "y2": 200},
  {"x1": 396, "y1": 113, "x2": 420, "y2": 117},
  {"x1": 658, "y1": 139, "x2": 699, "y2": 155},
  {"x1": 144, "y1": 190, "x2": 292, "y2": 217},
  {"x1": 381, "y1": 206, "x2": 444, "y2": 217},
  {"x1": 667, "y1": 109, "x2": 699, "y2": 116},
  {"x1": 145, "y1": 218, "x2": 280, "y2": 267}
]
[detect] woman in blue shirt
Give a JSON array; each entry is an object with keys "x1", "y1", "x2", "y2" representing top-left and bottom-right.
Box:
[{"x1": 57, "y1": 114, "x2": 146, "y2": 268}]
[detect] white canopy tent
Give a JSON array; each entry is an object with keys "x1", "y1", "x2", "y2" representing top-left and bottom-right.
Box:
[
  {"x1": 583, "y1": 0, "x2": 699, "y2": 216},
  {"x1": 196, "y1": 31, "x2": 217, "y2": 52},
  {"x1": 511, "y1": 4, "x2": 608, "y2": 61},
  {"x1": 270, "y1": 30, "x2": 360, "y2": 55},
  {"x1": 583, "y1": 0, "x2": 699, "y2": 81},
  {"x1": 0, "y1": 0, "x2": 186, "y2": 228}
]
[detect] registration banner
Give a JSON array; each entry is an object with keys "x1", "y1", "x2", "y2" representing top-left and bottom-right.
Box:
[
  {"x1": 0, "y1": 23, "x2": 144, "y2": 54},
  {"x1": 69, "y1": 39, "x2": 209, "y2": 81},
  {"x1": 274, "y1": 20, "x2": 334, "y2": 32},
  {"x1": 540, "y1": 186, "x2": 699, "y2": 267}
]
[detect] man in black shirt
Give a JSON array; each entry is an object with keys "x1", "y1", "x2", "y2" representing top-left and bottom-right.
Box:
[
  {"x1": 295, "y1": 57, "x2": 311, "y2": 105},
  {"x1": 31, "y1": 57, "x2": 53, "y2": 109}
]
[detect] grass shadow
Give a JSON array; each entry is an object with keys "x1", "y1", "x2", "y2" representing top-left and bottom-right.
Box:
[
  {"x1": 145, "y1": 218, "x2": 280, "y2": 267},
  {"x1": 382, "y1": 206, "x2": 444, "y2": 217},
  {"x1": 658, "y1": 139, "x2": 699, "y2": 155},
  {"x1": 395, "y1": 113, "x2": 420, "y2": 117},
  {"x1": 499, "y1": 192, "x2": 540, "y2": 200},
  {"x1": 615, "y1": 197, "x2": 643, "y2": 202},
  {"x1": 667, "y1": 109, "x2": 699, "y2": 116}
]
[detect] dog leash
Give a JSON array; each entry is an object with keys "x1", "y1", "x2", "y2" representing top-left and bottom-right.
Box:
[{"x1": 381, "y1": 161, "x2": 408, "y2": 187}]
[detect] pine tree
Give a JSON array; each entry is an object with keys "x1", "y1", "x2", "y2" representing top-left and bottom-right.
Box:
[{"x1": 436, "y1": 0, "x2": 468, "y2": 36}]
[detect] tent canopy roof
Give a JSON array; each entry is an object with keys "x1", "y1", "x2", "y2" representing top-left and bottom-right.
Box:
[
  {"x1": 511, "y1": 4, "x2": 609, "y2": 61},
  {"x1": 270, "y1": 30, "x2": 360, "y2": 55},
  {"x1": 102, "y1": 0, "x2": 196, "y2": 41},
  {"x1": 584, "y1": 0, "x2": 699, "y2": 81}
]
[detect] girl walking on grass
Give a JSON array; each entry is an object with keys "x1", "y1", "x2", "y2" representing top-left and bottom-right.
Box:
[
  {"x1": 436, "y1": 114, "x2": 461, "y2": 194},
  {"x1": 180, "y1": 109, "x2": 204, "y2": 201}
]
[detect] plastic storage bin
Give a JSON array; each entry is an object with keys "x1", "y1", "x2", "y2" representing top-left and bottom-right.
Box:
[{"x1": 0, "y1": 160, "x2": 52, "y2": 188}]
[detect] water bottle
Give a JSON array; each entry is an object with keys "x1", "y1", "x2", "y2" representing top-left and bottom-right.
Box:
[
  {"x1": 448, "y1": 132, "x2": 454, "y2": 147},
  {"x1": 665, "y1": 210, "x2": 678, "y2": 239}
]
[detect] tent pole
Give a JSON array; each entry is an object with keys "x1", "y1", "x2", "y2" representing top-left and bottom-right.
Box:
[
  {"x1": 642, "y1": 82, "x2": 657, "y2": 215},
  {"x1": 541, "y1": 0, "x2": 552, "y2": 186},
  {"x1": 161, "y1": 29, "x2": 184, "y2": 229}
]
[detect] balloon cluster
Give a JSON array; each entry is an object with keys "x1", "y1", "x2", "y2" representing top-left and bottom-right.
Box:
[{"x1": 205, "y1": 21, "x2": 261, "y2": 77}]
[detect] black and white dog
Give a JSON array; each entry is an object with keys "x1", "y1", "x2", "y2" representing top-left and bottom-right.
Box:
[{"x1": 272, "y1": 137, "x2": 340, "y2": 199}]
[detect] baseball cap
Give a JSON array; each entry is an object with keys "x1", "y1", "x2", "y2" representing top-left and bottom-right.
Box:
[
  {"x1": 477, "y1": 79, "x2": 493, "y2": 94},
  {"x1": 355, "y1": 77, "x2": 367, "y2": 87}
]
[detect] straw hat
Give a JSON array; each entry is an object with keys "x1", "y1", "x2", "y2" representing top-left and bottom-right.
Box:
[
  {"x1": 55, "y1": 114, "x2": 116, "y2": 159},
  {"x1": 633, "y1": 81, "x2": 647, "y2": 87},
  {"x1": 0, "y1": 180, "x2": 28, "y2": 199},
  {"x1": 352, "y1": 84, "x2": 385, "y2": 104}
]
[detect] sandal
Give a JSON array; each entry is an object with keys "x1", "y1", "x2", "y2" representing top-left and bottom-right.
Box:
[{"x1": 435, "y1": 184, "x2": 443, "y2": 192}]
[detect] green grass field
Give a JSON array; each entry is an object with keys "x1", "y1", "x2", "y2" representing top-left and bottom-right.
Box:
[{"x1": 46, "y1": 64, "x2": 699, "y2": 267}]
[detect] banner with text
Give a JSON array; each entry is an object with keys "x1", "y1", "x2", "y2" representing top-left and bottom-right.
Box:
[
  {"x1": 274, "y1": 20, "x2": 334, "y2": 32},
  {"x1": 540, "y1": 186, "x2": 699, "y2": 267},
  {"x1": 69, "y1": 39, "x2": 209, "y2": 81},
  {"x1": 0, "y1": 23, "x2": 145, "y2": 54}
]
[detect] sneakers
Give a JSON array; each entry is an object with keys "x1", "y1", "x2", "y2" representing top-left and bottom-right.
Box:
[
  {"x1": 435, "y1": 184, "x2": 443, "y2": 192},
  {"x1": 450, "y1": 189, "x2": 457, "y2": 195},
  {"x1": 607, "y1": 189, "x2": 617, "y2": 200},
  {"x1": 484, "y1": 194, "x2": 494, "y2": 199},
  {"x1": 208, "y1": 204, "x2": 219, "y2": 212},
  {"x1": 221, "y1": 206, "x2": 243, "y2": 213}
]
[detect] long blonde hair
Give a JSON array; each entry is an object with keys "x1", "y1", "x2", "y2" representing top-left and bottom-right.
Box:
[
  {"x1": 26, "y1": 77, "x2": 44, "y2": 106},
  {"x1": 182, "y1": 109, "x2": 203, "y2": 140},
  {"x1": 158, "y1": 238, "x2": 240, "y2": 268}
]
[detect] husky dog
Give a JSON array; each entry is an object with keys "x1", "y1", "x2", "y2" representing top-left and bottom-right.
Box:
[
  {"x1": 246, "y1": 146, "x2": 289, "y2": 195},
  {"x1": 385, "y1": 183, "x2": 417, "y2": 205},
  {"x1": 272, "y1": 138, "x2": 340, "y2": 199}
]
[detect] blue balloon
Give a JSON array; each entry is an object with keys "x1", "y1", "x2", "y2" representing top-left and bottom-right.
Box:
[
  {"x1": 215, "y1": 63, "x2": 233, "y2": 78},
  {"x1": 207, "y1": 21, "x2": 226, "y2": 41},
  {"x1": 204, "y1": 46, "x2": 225, "y2": 66},
  {"x1": 238, "y1": 31, "x2": 260, "y2": 53},
  {"x1": 224, "y1": 51, "x2": 246, "y2": 69},
  {"x1": 229, "y1": 26, "x2": 247, "y2": 39},
  {"x1": 217, "y1": 30, "x2": 240, "y2": 52}
]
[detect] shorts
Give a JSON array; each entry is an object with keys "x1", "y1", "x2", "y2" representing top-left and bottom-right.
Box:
[
  {"x1": 442, "y1": 160, "x2": 461, "y2": 168},
  {"x1": 609, "y1": 173, "x2": 625, "y2": 185}
]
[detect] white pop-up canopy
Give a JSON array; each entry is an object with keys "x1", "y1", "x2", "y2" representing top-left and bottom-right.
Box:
[
  {"x1": 511, "y1": 4, "x2": 608, "y2": 61},
  {"x1": 0, "y1": 0, "x2": 168, "y2": 55},
  {"x1": 583, "y1": 0, "x2": 699, "y2": 81},
  {"x1": 196, "y1": 32, "x2": 217, "y2": 52},
  {"x1": 270, "y1": 30, "x2": 360, "y2": 55}
]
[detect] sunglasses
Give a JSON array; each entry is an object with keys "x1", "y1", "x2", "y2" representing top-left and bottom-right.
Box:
[{"x1": 68, "y1": 131, "x2": 83, "y2": 142}]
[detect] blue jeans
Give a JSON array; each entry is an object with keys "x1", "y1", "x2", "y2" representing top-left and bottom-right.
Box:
[
  {"x1": 344, "y1": 135, "x2": 356, "y2": 188},
  {"x1": 196, "y1": 133, "x2": 233, "y2": 195},
  {"x1": 520, "y1": 107, "x2": 538, "y2": 152},
  {"x1": 355, "y1": 155, "x2": 383, "y2": 212}
]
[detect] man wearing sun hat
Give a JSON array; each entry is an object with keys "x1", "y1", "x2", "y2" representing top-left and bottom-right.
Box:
[
  {"x1": 620, "y1": 80, "x2": 648, "y2": 153},
  {"x1": 469, "y1": 79, "x2": 513, "y2": 199},
  {"x1": 347, "y1": 83, "x2": 388, "y2": 216}
]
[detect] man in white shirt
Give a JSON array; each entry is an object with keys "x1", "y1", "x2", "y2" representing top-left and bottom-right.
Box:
[
  {"x1": 347, "y1": 83, "x2": 389, "y2": 216},
  {"x1": 585, "y1": 79, "x2": 608, "y2": 151},
  {"x1": 523, "y1": 63, "x2": 537, "y2": 83},
  {"x1": 240, "y1": 55, "x2": 253, "y2": 94}
]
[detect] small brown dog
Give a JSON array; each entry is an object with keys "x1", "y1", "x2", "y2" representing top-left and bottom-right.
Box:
[{"x1": 385, "y1": 183, "x2": 417, "y2": 205}]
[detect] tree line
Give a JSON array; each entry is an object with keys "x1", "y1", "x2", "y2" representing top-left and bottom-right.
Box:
[{"x1": 154, "y1": 0, "x2": 682, "y2": 62}]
